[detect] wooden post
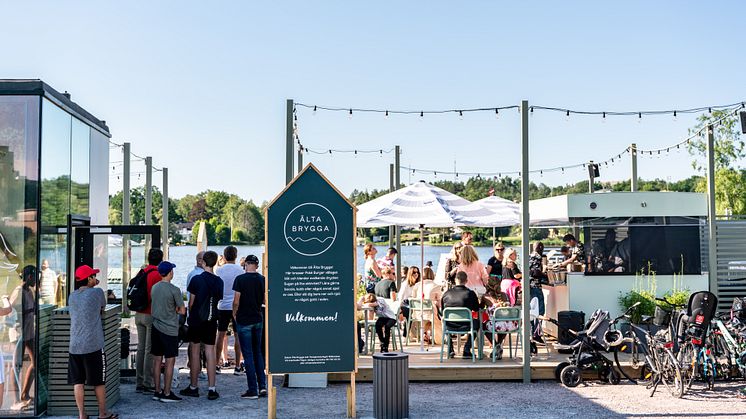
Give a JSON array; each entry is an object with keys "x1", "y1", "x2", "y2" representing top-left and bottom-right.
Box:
[
  {"x1": 268, "y1": 374, "x2": 277, "y2": 419},
  {"x1": 347, "y1": 372, "x2": 356, "y2": 418}
]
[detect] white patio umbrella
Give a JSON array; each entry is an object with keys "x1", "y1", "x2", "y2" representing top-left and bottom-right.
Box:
[
  {"x1": 358, "y1": 181, "x2": 517, "y2": 352},
  {"x1": 474, "y1": 195, "x2": 521, "y2": 246}
]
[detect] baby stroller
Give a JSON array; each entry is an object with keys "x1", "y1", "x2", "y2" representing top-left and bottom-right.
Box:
[{"x1": 549, "y1": 309, "x2": 621, "y2": 387}]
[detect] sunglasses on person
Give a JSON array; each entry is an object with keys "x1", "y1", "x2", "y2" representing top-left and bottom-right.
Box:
[{"x1": 496, "y1": 248, "x2": 505, "y2": 252}]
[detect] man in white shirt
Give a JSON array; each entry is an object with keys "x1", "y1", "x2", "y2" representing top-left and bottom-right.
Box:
[{"x1": 214, "y1": 246, "x2": 244, "y2": 374}]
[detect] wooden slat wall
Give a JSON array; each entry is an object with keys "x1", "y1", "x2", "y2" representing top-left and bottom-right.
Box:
[
  {"x1": 48, "y1": 304, "x2": 121, "y2": 416},
  {"x1": 715, "y1": 220, "x2": 746, "y2": 312}
]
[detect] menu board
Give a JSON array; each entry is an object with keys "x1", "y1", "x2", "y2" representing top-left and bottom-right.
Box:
[{"x1": 265, "y1": 164, "x2": 356, "y2": 373}]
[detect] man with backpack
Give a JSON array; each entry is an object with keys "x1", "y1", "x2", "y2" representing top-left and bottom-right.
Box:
[
  {"x1": 132, "y1": 249, "x2": 164, "y2": 394},
  {"x1": 180, "y1": 250, "x2": 223, "y2": 400}
]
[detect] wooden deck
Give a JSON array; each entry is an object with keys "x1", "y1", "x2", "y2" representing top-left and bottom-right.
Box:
[{"x1": 330, "y1": 342, "x2": 634, "y2": 382}]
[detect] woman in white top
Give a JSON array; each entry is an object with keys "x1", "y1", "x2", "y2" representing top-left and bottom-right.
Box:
[
  {"x1": 410, "y1": 266, "x2": 438, "y2": 344},
  {"x1": 397, "y1": 266, "x2": 420, "y2": 339}
]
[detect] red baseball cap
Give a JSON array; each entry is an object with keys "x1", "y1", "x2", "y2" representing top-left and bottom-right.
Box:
[{"x1": 74, "y1": 265, "x2": 100, "y2": 281}]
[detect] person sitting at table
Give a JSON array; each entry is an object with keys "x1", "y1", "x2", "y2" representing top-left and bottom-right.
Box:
[
  {"x1": 362, "y1": 293, "x2": 398, "y2": 353},
  {"x1": 486, "y1": 242, "x2": 506, "y2": 293},
  {"x1": 397, "y1": 266, "x2": 420, "y2": 338},
  {"x1": 409, "y1": 266, "x2": 437, "y2": 344},
  {"x1": 457, "y1": 245, "x2": 489, "y2": 297},
  {"x1": 481, "y1": 290, "x2": 518, "y2": 360},
  {"x1": 500, "y1": 248, "x2": 522, "y2": 306},
  {"x1": 440, "y1": 272, "x2": 481, "y2": 359},
  {"x1": 558, "y1": 234, "x2": 586, "y2": 271},
  {"x1": 374, "y1": 267, "x2": 398, "y2": 300}
]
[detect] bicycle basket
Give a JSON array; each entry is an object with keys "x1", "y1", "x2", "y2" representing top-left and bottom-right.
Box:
[{"x1": 653, "y1": 305, "x2": 671, "y2": 327}]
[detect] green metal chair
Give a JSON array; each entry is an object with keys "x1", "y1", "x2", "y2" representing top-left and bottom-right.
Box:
[
  {"x1": 439, "y1": 307, "x2": 478, "y2": 363},
  {"x1": 489, "y1": 307, "x2": 521, "y2": 362},
  {"x1": 406, "y1": 298, "x2": 433, "y2": 345}
]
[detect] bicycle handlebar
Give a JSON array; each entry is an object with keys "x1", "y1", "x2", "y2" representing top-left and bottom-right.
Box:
[{"x1": 655, "y1": 296, "x2": 684, "y2": 308}]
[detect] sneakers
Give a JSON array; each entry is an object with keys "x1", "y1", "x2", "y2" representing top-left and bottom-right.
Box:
[
  {"x1": 160, "y1": 392, "x2": 183, "y2": 403},
  {"x1": 233, "y1": 364, "x2": 245, "y2": 376},
  {"x1": 259, "y1": 388, "x2": 268, "y2": 398},
  {"x1": 152, "y1": 391, "x2": 164, "y2": 401},
  {"x1": 136, "y1": 385, "x2": 155, "y2": 394},
  {"x1": 179, "y1": 386, "x2": 199, "y2": 398},
  {"x1": 241, "y1": 390, "x2": 258, "y2": 399},
  {"x1": 207, "y1": 389, "x2": 220, "y2": 400}
]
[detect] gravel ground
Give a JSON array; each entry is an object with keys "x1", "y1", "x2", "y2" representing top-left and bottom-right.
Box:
[{"x1": 49, "y1": 371, "x2": 746, "y2": 418}]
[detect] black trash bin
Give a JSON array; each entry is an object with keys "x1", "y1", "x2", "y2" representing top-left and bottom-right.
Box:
[{"x1": 373, "y1": 352, "x2": 409, "y2": 419}]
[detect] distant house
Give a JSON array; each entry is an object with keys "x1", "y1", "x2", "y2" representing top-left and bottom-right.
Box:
[{"x1": 175, "y1": 222, "x2": 194, "y2": 240}]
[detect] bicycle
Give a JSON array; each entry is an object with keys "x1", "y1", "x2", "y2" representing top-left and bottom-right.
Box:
[
  {"x1": 709, "y1": 309, "x2": 746, "y2": 380},
  {"x1": 675, "y1": 291, "x2": 719, "y2": 392},
  {"x1": 611, "y1": 303, "x2": 684, "y2": 398}
]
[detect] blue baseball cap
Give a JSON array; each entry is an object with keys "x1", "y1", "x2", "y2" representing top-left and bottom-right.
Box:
[{"x1": 157, "y1": 261, "x2": 176, "y2": 276}]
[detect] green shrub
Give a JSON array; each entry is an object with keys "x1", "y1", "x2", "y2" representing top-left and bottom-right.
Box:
[{"x1": 618, "y1": 290, "x2": 656, "y2": 324}]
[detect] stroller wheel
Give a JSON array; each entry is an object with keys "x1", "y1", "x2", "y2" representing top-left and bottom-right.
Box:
[
  {"x1": 560, "y1": 365, "x2": 582, "y2": 388},
  {"x1": 554, "y1": 362, "x2": 571, "y2": 382},
  {"x1": 608, "y1": 368, "x2": 621, "y2": 385}
]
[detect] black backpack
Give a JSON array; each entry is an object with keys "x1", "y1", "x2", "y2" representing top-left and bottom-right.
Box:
[{"x1": 127, "y1": 267, "x2": 156, "y2": 312}]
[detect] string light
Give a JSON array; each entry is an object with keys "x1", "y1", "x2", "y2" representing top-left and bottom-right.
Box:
[
  {"x1": 495, "y1": 108, "x2": 499, "y2": 119},
  {"x1": 458, "y1": 110, "x2": 464, "y2": 120}
]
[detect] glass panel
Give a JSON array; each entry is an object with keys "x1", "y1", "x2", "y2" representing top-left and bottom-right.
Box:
[
  {"x1": 40, "y1": 99, "x2": 71, "y2": 227},
  {"x1": 69, "y1": 118, "x2": 89, "y2": 216},
  {"x1": 0, "y1": 95, "x2": 40, "y2": 416}
]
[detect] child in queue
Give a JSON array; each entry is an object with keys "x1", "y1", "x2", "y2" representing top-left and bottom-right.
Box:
[{"x1": 360, "y1": 293, "x2": 398, "y2": 353}]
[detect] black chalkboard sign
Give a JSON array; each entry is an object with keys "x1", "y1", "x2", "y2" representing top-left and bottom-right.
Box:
[{"x1": 265, "y1": 164, "x2": 357, "y2": 374}]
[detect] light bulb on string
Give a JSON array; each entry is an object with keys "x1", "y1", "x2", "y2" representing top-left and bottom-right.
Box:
[
  {"x1": 458, "y1": 110, "x2": 464, "y2": 120},
  {"x1": 313, "y1": 106, "x2": 317, "y2": 115},
  {"x1": 348, "y1": 109, "x2": 352, "y2": 119},
  {"x1": 602, "y1": 112, "x2": 606, "y2": 123},
  {"x1": 385, "y1": 110, "x2": 389, "y2": 119},
  {"x1": 638, "y1": 112, "x2": 642, "y2": 123},
  {"x1": 495, "y1": 108, "x2": 499, "y2": 119},
  {"x1": 420, "y1": 111, "x2": 424, "y2": 120},
  {"x1": 565, "y1": 110, "x2": 570, "y2": 122},
  {"x1": 673, "y1": 110, "x2": 677, "y2": 122}
]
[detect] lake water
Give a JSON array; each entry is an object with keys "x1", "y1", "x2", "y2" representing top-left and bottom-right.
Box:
[{"x1": 108, "y1": 244, "x2": 523, "y2": 294}]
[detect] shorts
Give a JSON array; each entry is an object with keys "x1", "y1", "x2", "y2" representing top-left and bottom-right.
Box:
[
  {"x1": 68, "y1": 350, "x2": 106, "y2": 386},
  {"x1": 151, "y1": 327, "x2": 179, "y2": 358},
  {"x1": 187, "y1": 321, "x2": 218, "y2": 345},
  {"x1": 217, "y1": 310, "x2": 236, "y2": 333}
]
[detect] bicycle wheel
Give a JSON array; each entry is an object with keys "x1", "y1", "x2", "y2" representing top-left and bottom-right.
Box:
[
  {"x1": 678, "y1": 341, "x2": 697, "y2": 391},
  {"x1": 615, "y1": 336, "x2": 653, "y2": 385},
  {"x1": 660, "y1": 347, "x2": 684, "y2": 398}
]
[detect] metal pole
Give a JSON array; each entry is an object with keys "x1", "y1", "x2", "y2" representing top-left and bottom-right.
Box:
[
  {"x1": 394, "y1": 146, "x2": 401, "y2": 285},
  {"x1": 389, "y1": 164, "x2": 394, "y2": 250},
  {"x1": 588, "y1": 160, "x2": 595, "y2": 193},
  {"x1": 145, "y1": 156, "x2": 153, "y2": 259},
  {"x1": 630, "y1": 143, "x2": 638, "y2": 192},
  {"x1": 122, "y1": 142, "x2": 131, "y2": 316},
  {"x1": 297, "y1": 145, "x2": 303, "y2": 174},
  {"x1": 162, "y1": 167, "x2": 169, "y2": 260},
  {"x1": 706, "y1": 125, "x2": 717, "y2": 292},
  {"x1": 286, "y1": 99, "x2": 295, "y2": 184},
  {"x1": 520, "y1": 100, "x2": 531, "y2": 383}
]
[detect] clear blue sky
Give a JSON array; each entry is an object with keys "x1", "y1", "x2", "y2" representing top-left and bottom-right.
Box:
[{"x1": 3, "y1": 1, "x2": 744, "y2": 203}]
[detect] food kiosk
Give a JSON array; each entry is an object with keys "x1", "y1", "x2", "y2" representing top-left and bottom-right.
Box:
[{"x1": 529, "y1": 192, "x2": 709, "y2": 331}]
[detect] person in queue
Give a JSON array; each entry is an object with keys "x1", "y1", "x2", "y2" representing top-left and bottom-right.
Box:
[
  {"x1": 441, "y1": 272, "x2": 480, "y2": 359},
  {"x1": 374, "y1": 266, "x2": 397, "y2": 300},
  {"x1": 185, "y1": 251, "x2": 205, "y2": 374},
  {"x1": 150, "y1": 261, "x2": 185, "y2": 403},
  {"x1": 529, "y1": 242, "x2": 549, "y2": 343},
  {"x1": 135, "y1": 249, "x2": 164, "y2": 394},
  {"x1": 444, "y1": 242, "x2": 464, "y2": 288},
  {"x1": 558, "y1": 234, "x2": 586, "y2": 271},
  {"x1": 362, "y1": 293, "x2": 397, "y2": 353},
  {"x1": 181, "y1": 250, "x2": 223, "y2": 400},
  {"x1": 215, "y1": 246, "x2": 243, "y2": 375},
  {"x1": 363, "y1": 244, "x2": 383, "y2": 293},
  {"x1": 457, "y1": 245, "x2": 489, "y2": 297},
  {"x1": 68, "y1": 265, "x2": 118, "y2": 419},
  {"x1": 232, "y1": 255, "x2": 267, "y2": 399},
  {"x1": 397, "y1": 266, "x2": 420, "y2": 338},
  {"x1": 500, "y1": 248, "x2": 522, "y2": 306}
]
